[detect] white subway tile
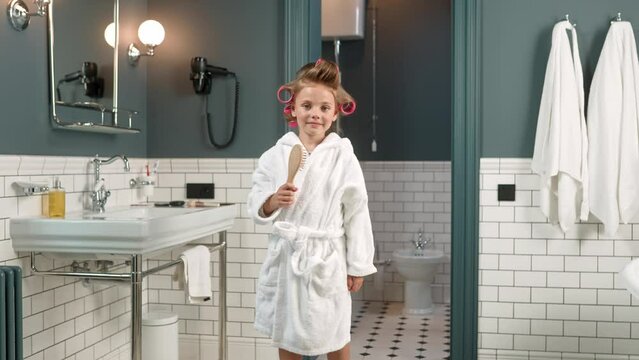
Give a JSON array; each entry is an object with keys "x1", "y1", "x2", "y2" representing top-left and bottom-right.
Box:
[
  {"x1": 481, "y1": 333, "x2": 513, "y2": 349},
  {"x1": 546, "y1": 336, "x2": 578, "y2": 352},
  {"x1": 531, "y1": 256, "x2": 563, "y2": 271},
  {"x1": 514, "y1": 207, "x2": 547, "y2": 223},
  {"x1": 581, "y1": 272, "x2": 614, "y2": 289},
  {"x1": 615, "y1": 307, "x2": 639, "y2": 323},
  {"x1": 531, "y1": 288, "x2": 563, "y2": 304},
  {"x1": 564, "y1": 256, "x2": 597, "y2": 272},
  {"x1": 482, "y1": 238, "x2": 513, "y2": 254},
  {"x1": 615, "y1": 241, "x2": 639, "y2": 257},
  {"x1": 480, "y1": 190, "x2": 499, "y2": 206},
  {"x1": 513, "y1": 303, "x2": 545, "y2": 319},
  {"x1": 599, "y1": 224, "x2": 632, "y2": 240},
  {"x1": 564, "y1": 289, "x2": 597, "y2": 304},
  {"x1": 500, "y1": 223, "x2": 531, "y2": 239},
  {"x1": 479, "y1": 286, "x2": 499, "y2": 302},
  {"x1": 580, "y1": 240, "x2": 614, "y2": 256},
  {"x1": 564, "y1": 224, "x2": 598, "y2": 240},
  {"x1": 613, "y1": 339, "x2": 639, "y2": 354},
  {"x1": 598, "y1": 322, "x2": 631, "y2": 338},
  {"x1": 580, "y1": 305, "x2": 613, "y2": 321},
  {"x1": 597, "y1": 289, "x2": 631, "y2": 306},
  {"x1": 514, "y1": 271, "x2": 546, "y2": 287},
  {"x1": 547, "y1": 304, "x2": 579, "y2": 320},
  {"x1": 547, "y1": 272, "x2": 579, "y2": 288},
  {"x1": 599, "y1": 257, "x2": 631, "y2": 273},
  {"x1": 481, "y1": 270, "x2": 514, "y2": 286},
  {"x1": 483, "y1": 206, "x2": 514, "y2": 222},
  {"x1": 482, "y1": 301, "x2": 513, "y2": 318},
  {"x1": 513, "y1": 335, "x2": 545, "y2": 351},
  {"x1": 480, "y1": 222, "x2": 500, "y2": 238},
  {"x1": 514, "y1": 239, "x2": 546, "y2": 255},
  {"x1": 580, "y1": 337, "x2": 612, "y2": 354},
  {"x1": 19, "y1": 156, "x2": 45, "y2": 175},
  {"x1": 479, "y1": 254, "x2": 499, "y2": 270},
  {"x1": 31, "y1": 328, "x2": 54, "y2": 353},
  {"x1": 54, "y1": 319, "x2": 75, "y2": 343},
  {"x1": 532, "y1": 223, "x2": 565, "y2": 239},
  {"x1": 499, "y1": 255, "x2": 531, "y2": 271},
  {"x1": 498, "y1": 287, "x2": 530, "y2": 302},
  {"x1": 499, "y1": 318, "x2": 530, "y2": 334},
  {"x1": 530, "y1": 319, "x2": 563, "y2": 336},
  {"x1": 479, "y1": 317, "x2": 498, "y2": 333},
  {"x1": 547, "y1": 239, "x2": 580, "y2": 255}
]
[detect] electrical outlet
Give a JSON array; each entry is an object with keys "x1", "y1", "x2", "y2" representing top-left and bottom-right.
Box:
[
  {"x1": 497, "y1": 184, "x2": 516, "y2": 201},
  {"x1": 186, "y1": 183, "x2": 215, "y2": 199}
]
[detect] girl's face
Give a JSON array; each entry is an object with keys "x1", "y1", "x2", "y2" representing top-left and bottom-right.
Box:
[{"x1": 291, "y1": 83, "x2": 338, "y2": 139}]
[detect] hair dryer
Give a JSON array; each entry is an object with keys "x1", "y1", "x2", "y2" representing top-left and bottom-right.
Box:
[
  {"x1": 190, "y1": 57, "x2": 232, "y2": 95},
  {"x1": 58, "y1": 61, "x2": 104, "y2": 100}
]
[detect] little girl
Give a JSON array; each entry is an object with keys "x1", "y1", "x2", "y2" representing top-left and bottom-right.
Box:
[{"x1": 248, "y1": 59, "x2": 376, "y2": 360}]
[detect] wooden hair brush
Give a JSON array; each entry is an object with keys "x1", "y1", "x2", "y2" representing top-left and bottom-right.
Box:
[{"x1": 287, "y1": 144, "x2": 305, "y2": 183}]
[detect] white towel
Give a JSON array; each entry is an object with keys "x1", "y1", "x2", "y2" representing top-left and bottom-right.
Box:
[
  {"x1": 620, "y1": 258, "x2": 639, "y2": 300},
  {"x1": 588, "y1": 21, "x2": 639, "y2": 236},
  {"x1": 179, "y1": 245, "x2": 212, "y2": 304},
  {"x1": 531, "y1": 20, "x2": 589, "y2": 232}
]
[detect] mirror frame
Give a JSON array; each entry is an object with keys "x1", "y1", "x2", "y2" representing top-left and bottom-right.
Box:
[{"x1": 46, "y1": 0, "x2": 140, "y2": 134}]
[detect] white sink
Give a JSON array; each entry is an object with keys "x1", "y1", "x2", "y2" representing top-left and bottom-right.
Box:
[{"x1": 10, "y1": 204, "x2": 237, "y2": 257}]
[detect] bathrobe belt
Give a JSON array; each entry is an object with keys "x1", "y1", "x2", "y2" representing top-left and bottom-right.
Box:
[{"x1": 273, "y1": 221, "x2": 344, "y2": 277}]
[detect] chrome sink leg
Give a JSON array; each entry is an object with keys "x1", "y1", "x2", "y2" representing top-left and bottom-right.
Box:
[
  {"x1": 219, "y1": 231, "x2": 227, "y2": 360},
  {"x1": 131, "y1": 254, "x2": 143, "y2": 360}
]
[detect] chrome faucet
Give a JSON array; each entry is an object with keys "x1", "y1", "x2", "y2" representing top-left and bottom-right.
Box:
[
  {"x1": 412, "y1": 229, "x2": 430, "y2": 250},
  {"x1": 91, "y1": 154, "x2": 130, "y2": 213}
]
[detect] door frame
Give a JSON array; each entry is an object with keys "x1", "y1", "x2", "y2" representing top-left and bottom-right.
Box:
[{"x1": 284, "y1": 1, "x2": 480, "y2": 358}]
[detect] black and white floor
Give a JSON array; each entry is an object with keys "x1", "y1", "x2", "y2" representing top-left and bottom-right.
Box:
[{"x1": 348, "y1": 301, "x2": 450, "y2": 360}]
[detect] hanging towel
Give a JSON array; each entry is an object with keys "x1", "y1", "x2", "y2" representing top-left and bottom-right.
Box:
[
  {"x1": 588, "y1": 21, "x2": 639, "y2": 236},
  {"x1": 531, "y1": 20, "x2": 589, "y2": 232},
  {"x1": 179, "y1": 245, "x2": 212, "y2": 304},
  {"x1": 620, "y1": 258, "x2": 639, "y2": 300}
]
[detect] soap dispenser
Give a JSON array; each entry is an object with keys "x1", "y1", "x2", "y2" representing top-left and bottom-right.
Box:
[{"x1": 48, "y1": 177, "x2": 66, "y2": 218}]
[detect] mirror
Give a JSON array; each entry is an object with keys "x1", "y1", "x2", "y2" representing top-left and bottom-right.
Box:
[{"x1": 48, "y1": 0, "x2": 140, "y2": 134}]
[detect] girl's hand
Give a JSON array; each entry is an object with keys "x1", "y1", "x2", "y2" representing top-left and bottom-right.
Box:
[
  {"x1": 262, "y1": 183, "x2": 297, "y2": 216},
  {"x1": 347, "y1": 275, "x2": 364, "y2": 292}
]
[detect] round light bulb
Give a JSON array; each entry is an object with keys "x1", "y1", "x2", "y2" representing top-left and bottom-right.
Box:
[
  {"x1": 138, "y1": 20, "x2": 165, "y2": 47},
  {"x1": 104, "y1": 22, "x2": 115, "y2": 48}
]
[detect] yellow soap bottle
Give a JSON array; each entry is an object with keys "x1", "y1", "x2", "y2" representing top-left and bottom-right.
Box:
[{"x1": 48, "y1": 178, "x2": 66, "y2": 218}]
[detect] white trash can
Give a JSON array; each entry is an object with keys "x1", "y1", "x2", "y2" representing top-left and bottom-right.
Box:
[{"x1": 142, "y1": 312, "x2": 178, "y2": 360}]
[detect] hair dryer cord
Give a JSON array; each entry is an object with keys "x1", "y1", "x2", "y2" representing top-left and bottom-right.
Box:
[{"x1": 203, "y1": 74, "x2": 239, "y2": 149}]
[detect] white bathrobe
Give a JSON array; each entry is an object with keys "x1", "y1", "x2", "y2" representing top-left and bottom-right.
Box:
[
  {"x1": 248, "y1": 132, "x2": 376, "y2": 356},
  {"x1": 531, "y1": 20, "x2": 589, "y2": 232},
  {"x1": 588, "y1": 21, "x2": 639, "y2": 236}
]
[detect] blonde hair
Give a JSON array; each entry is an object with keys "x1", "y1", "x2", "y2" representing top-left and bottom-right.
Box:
[{"x1": 278, "y1": 59, "x2": 356, "y2": 124}]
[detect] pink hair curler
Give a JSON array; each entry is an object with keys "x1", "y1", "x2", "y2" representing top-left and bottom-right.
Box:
[
  {"x1": 277, "y1": 86, "x2": 293, "y2": 104},
  {"x1": 288, "y1": 120, "x2": 298, "y2": 128},
  {"x1": 315, "y1": 58, "x2": 324, "y2": 67},
  {"x1": 283, "y1": 104, "x2": 293, "y2": 115},
  {"x1": 339, "y1": 101, "x2": 356, "y2": 116}
]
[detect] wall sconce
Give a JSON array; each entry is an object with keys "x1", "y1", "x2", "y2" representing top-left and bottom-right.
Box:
[
  {"x1": 104, "y1": 22, "x2": 116, "y2": 48},
  {"x1": 128, "y1": 20, "x2": 165, "y2": 65},
  {"x1": 7, "y1": 0, "x2": 49, "y2": 31}
]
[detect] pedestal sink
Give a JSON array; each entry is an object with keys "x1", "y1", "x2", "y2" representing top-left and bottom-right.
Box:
[
  {"x1": 9, "y1": 203, "x2": 236, "y2": 360},
  {"x1": 10, "y1": 204, "x2": 237, "y2": 257}
]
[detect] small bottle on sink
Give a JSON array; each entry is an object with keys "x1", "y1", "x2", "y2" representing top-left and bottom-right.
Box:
[{"x1": 47, "y1": 177, "x2": 66, "y2": 218}]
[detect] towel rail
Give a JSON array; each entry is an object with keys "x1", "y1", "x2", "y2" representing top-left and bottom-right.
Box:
[{"x1": 28, "y1": 233, "x2": 228, "y2": 360}]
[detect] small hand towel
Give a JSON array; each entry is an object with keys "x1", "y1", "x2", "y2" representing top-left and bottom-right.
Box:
[{"x1": 179, "y1": 245, "x2": 212, "y2": 304}]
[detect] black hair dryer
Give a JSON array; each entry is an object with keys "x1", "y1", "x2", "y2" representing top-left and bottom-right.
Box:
[
  {"x1": 189, "y1": 57, "x2": 232, "y2": 95},
  {"x1": 57, "y1": 61, "x2": 104, "y2": 101}
]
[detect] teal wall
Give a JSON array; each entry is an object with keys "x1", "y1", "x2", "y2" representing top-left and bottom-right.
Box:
[
  {"x1": 481, "y1": 0, "x2": 639, "y2": 157},
  {"x1": 322, "y1": 0, "x2": 451, "y2": 161},
  {"x1": 146, "y1": 0, "x2": 284, "y2": 158},
  {"x1": 0, "y1": 0, "x2": 147, "y2": 157}
]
